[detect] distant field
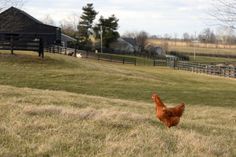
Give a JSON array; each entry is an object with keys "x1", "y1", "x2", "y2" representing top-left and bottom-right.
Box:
[
  {"x1": 0, "y1": 51, "x2": 236, "y2": 156},
  {"x1": 148, "y1": 39, "x2": 236, "y2": 56},
  {"x1": 169, "y1": 45, "x2": 236, "y2": 56},
  {"x1": 189, "y1": 56, "x2": 236, "y2": 63}
]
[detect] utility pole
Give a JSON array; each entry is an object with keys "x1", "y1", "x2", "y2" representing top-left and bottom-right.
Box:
[
  {"x1": 100, "y1": 25, "x2": 103, "y2": 53},
  {"x1": 193, "y1": 32, "x2": 196, "y2": 60}
]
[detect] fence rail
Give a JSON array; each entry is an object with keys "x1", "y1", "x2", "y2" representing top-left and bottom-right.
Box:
[
  {"x1": 174, "y1": 61, "x2": 236, "y2": 78},
  {"x1": 48, "y1": 45, "x2": 235, "y2": 78},
  {"x1": 83, "y1": 52, "x2": 137, "y2": 65},
  {"x1": 0, "y1": 40, "x2": 40, "y2": 51},
  {"x1": 0, "y1": 39, "x2": 44, "y2": 58},
  {"x1": 153, "y1": 60, "x2": 167, "y2": 66}
]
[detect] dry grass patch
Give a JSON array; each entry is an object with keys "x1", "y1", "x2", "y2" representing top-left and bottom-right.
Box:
[{"x1": 0, "y1": 85, "x2": 235, "y2": 157}]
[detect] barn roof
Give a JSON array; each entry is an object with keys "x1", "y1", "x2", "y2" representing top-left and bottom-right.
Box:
[
  {"x1": 0, "y1": 6, "x2": 59, "y2": 34},
  {"x1": 7, "y1": 7, "x2": 44, "y2": 24},
  {"x1": 0, "y1": 7, "x2": 61, "y2": 46}
]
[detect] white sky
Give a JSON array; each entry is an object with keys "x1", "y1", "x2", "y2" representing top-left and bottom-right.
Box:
[{"x1": 21, "y1": 0, "x2": 213, "y2": 37}]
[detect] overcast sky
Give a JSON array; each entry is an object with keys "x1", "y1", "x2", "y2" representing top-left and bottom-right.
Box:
[{"x1": 22, "y1": 0, "x2": 213, "y2": 37}]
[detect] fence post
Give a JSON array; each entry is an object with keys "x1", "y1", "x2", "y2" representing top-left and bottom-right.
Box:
[
  {"x1": 134, "y1": 58, "x2": 137, "y2": 66},
  {"x1": 234, "y1": 67, "x2": 236, "y2": 78},
  {"x1": 10, "y1": 36, "x2": 14, "y2": 55},
  {"x1": 123, "y1": 58, "x2": 125, "y2": 64},
  {"x1": 39, "y1": 38, "x2": 44, "y2": 59},
  {"x1": 65, "y1": 48, "x2": 67, "y2": 55},
  {"x1": 153, "y1": 60, "x2": 156, "y2": 66}
]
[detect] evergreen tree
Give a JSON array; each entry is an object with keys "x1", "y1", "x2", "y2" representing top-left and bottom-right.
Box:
[
  {"x1": 94, "y1": 15, "x2": 120, "y2": 48},
  {"x1": 78, "y1": 3, "x2": 98, "y2": 48}
]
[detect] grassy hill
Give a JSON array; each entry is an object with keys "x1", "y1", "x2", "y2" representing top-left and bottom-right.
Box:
[{"x1": 0, "y1": 51, "x2": 236, "y2": 156}]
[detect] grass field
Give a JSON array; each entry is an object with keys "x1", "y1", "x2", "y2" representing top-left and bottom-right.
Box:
[{"x1": 0, "y1": 51, "x2": 236, "y2": 156}]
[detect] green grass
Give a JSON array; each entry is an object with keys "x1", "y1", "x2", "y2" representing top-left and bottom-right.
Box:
[
  {"x1": 0, "y1": 51, "x2": 235, "y2": 107},
  {"x1": 0, "y1": 51, "x2": 236, "y2": 156},
  {"x1": 100, "y1": 51, "x2": 236, "y2": 65},
  {"x1": 98, "y1": 53, "x2": 155, "y2": 66}
]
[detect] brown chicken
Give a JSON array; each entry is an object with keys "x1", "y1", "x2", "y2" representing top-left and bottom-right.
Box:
[{"x1": 152, "y1": 93, "x2": 185, "y2": 128}]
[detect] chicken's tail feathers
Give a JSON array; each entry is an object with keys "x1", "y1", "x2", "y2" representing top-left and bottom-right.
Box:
[{"x1": 178, "y1": 103, "x2": 185, "y2": 115}]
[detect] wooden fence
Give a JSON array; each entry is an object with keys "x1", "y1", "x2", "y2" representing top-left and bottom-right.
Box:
[
  {"x1": 0, "y1": 39, "x2": 44, "y2": 58},
  {"x1": 48, "y1": 45, "x2": 235, "y2": 78},
  {"x1": 48, "y1": 45, "x2": 76, "y2": 56},
  {"x1": 83, "y1": 52, "x2": 137, "y2": 65},
  {"x1": 173, "y1": 61, "x2": 236, "y2": 78},
  {"x1": 153, "y1": 59, "x2": 167, "y2": 66}
]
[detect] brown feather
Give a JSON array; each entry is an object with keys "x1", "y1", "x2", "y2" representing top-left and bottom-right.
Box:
[{"x1": 152, "y1": 93, "x2": 185, "y2": 128}]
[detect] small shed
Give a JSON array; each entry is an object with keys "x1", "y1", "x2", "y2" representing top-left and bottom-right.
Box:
[
  {"x1": 61, "y1": 34, "x2": 76, "y2": 48},
  {"x1": 145, "y1": 44, "x2": 166, "y2": 57},
  {"x1": 109, "y1": 38, "x2": 135, "y2": 54}
]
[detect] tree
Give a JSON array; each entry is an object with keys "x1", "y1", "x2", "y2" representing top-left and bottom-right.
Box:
[
  {"x1": 60, "y1": 14, "x2": 80, "y2": 37},
  {"x1": 122, "y1": 31, "x2": 136, "y2": 38},
  {"x1": 135, "y1": 31, "x2": 148, "y2": 53},
  {"x1": 0, "y1": 0, "x2": 25, "y2": 12},
  {"x1": 42, "y1": 14, "x2": 55, "y2": 26},
  {"x1": 183, "y1": 32, "x2": 190, "y2": 41},
  {"x1": 210, "y1": 0, "x2": 236, "y2": 28},
  {"x1": 122, "y1": 31, "x2": 149, "y2": 55},
  {"x1": 198, "y1": 28, "x2": 216, "y2": 43},
  {"x1": 216, "y1": 26, "x2": 236, "y2": 44},
  {"x1": 94, "y1": 15, "x2": 120, "y2": 48},
  {"x1": 78, "y1": 3, "x2": 98, "y2": 44}
]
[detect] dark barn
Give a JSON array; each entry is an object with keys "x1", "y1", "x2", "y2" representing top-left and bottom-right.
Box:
[{"x1": 0, "y1": 7, "x2": 61, "y2": 57}]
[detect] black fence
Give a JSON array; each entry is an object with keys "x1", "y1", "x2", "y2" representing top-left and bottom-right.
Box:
[
  {"x1": 173, "y1": 61, "x2": 236, "y2": 78},
  {"x1": 83, "y1": 52, "x2": 137, "y2": 65},
  {"x1": 0, "y1": 39, "x2": 44, "y2": 58},
  {"x1": 48, "y1": 45, "x2": 76, "y2": 56},
  {"x1": 153, "y1": 59, "x2": 167, "y2": 66},
  {"x1": 47, "y1": 46, "x2": 236, "y2": 78}
]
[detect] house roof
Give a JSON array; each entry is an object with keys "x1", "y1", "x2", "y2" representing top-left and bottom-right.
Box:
[
  {"x1": 122, "y1": 38, "x2": 136, "y2": 46},
  {"x1": 61, "y1": 34, "x2": 76, "y2": 42}
]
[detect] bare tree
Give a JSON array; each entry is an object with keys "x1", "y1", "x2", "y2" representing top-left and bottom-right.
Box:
[
  {"x1": 183, "y1": 32, "x2": 190, "y2": 41},
  {"x1": 59, "y1": 14, "x2": 79, "y2": 37},
  {"x1": 210, "y1": 0, "x2": 236, "y2": 28},
  {"x1": 122, "y1": 31, "x2": 149, "y2": 53},
  {"x1": 42, "y1": 14, "x2": 55, "y2": 26},
  {"x1": 198, "y1": 28, "x2": 216, "y2": 43},
  {"x1": 0, "y1": 0, "x2": 25, "y2": 12},
  {"x1": 135, "y1": 31, "x2": 149, "y2": 53},
  {"x1": 122, "y1": 31, "x2": 136, "y2": 38},
  {"x1": 216, "y1": 26, "x2": 236, "y2": 44}
]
